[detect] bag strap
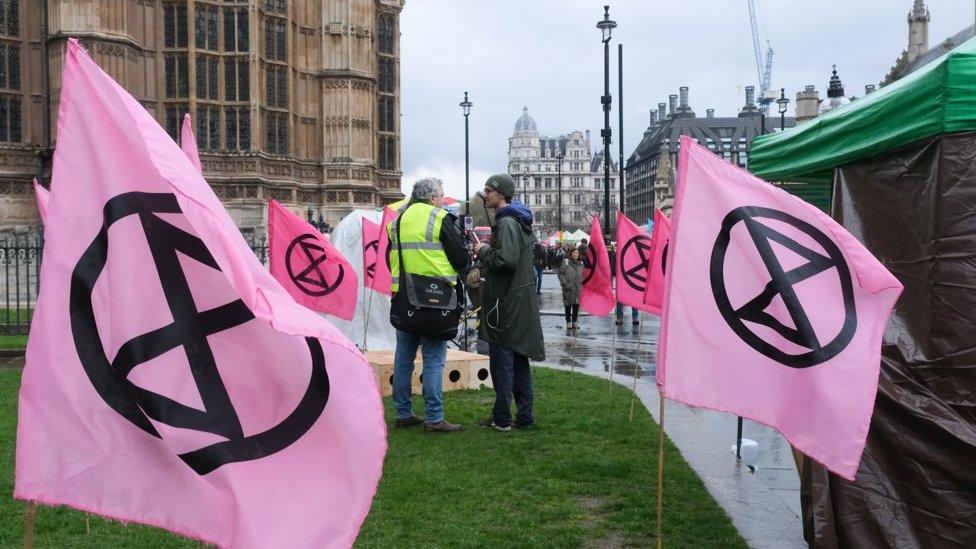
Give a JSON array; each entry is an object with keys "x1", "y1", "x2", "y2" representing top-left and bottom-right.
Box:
[{"x1": 394, "y1": 203, "x2": 411, "y2": 274}]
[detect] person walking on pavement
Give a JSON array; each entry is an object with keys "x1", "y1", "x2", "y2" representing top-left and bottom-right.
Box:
[
  {"x1": 533, "y1": 241, "x2": 547, "y2": 295},
  {"x1": 472, "y1": 174, "x2": 545, "y2": 432},
  {"x1": 388, "y1": 178, "x2": 468, "y2": 433},
  {"x1": 558, "y1": 247, "x2": 583, "y2": 330}
]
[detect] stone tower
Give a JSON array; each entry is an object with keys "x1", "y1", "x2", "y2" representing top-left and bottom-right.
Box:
[{"x1": 908, "y1": 0, "x2": 930, "y2": 63}]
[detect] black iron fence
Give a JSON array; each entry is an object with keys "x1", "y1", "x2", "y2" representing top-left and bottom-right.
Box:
[{"x1": 1, "y1": 237, "x2": 43, "y2": 336}]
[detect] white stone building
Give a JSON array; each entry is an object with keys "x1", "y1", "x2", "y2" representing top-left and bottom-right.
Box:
[{"x1": 507, "y1": 107, "x2": 617, "y2": 236}]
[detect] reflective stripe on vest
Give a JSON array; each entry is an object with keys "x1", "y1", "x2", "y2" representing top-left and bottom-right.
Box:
[{"x1": 388, "y1": 202, "x2": 458, "y2": 292}]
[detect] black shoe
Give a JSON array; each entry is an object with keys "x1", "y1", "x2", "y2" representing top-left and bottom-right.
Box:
[
  {"x1": 475, "y1": 418, "x2": 512, "y2": 432},
  {"x1": 632, "y1": 320, "x2": 640, "y2": 326},
  {"x1": 394, "y1": 415, "x2": 424, "y2": 428},
  {"x1": 615, "y1": 318, "x2": 623, "y2": 326},
  {"x1": 512, "y1": 421, "x2": 535, "y2": 430}
]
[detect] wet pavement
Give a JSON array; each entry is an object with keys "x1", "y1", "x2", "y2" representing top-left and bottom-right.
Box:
[{"x1": 535, "y1": 272, "x2": 804, "y2": 548}]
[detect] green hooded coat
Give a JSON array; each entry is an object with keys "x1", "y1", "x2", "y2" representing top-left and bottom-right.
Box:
[{"x1": 478, "y1": 205, "x2": 545, "y2": 361}]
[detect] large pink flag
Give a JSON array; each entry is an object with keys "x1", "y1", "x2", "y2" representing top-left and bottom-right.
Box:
[
  {"x1": 361, "y1": 217, "x2": 381, "y2": 289},
  {"x1": 580, "y1": 215, "x2": 615, "y2": 316},
  {"x1": 640, "y1": 209, "x2": 671, "y2": 315},
  {"x1": 366, "y1": 206, "x2": 395, "y2": 296},
  {"x1": 658, "y1": 136, "x2": 903, "y2": 480},
  {"x1": 615, "y1": 212, "x2": 655, "y2": 312},
  {"x1": 269, "y1": 199, "x2": 358, "y2": 321},
  {"x1": 180, "y1": 113, "x2": 202, "y2": 172},
  {"x1": 15, "y1": 39, "x2": 385, "y2": 548},
  {"x1": 33, "y1": 179, "x2": 49, "y2": 223}
]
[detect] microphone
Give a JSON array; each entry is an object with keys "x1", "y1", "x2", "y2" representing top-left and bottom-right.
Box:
[{"x1": 476, "y1": 190, "x2": 486, "y2": 200}]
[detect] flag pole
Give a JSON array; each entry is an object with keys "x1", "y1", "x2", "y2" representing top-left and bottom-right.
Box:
[
  {"x1": 656, "y1": 396, "x2": 666, "y2": 549},
  {"x1": 362, "y1": 288, "x2": 374, "y2": 351},
  {"x1": 628, "y1": 310, "x2": 644, "y2": 422},
  {"x1": 608, "y1": 319, "x2": 618, "y2": 396},
  {"x1": 85, "y1": 513, "x2": 90, "y2": 534},
  {"x1": 23, "y1": 502, "x2": 37, "y2": 549}
]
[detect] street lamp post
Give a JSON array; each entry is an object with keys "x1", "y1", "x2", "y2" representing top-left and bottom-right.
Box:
[
  {"x1": 597, "y1": 5, "x2": 616, "y2": 242},
  {"x1": 459, "y1": 92, "x2": 473, "y2": 216},
  {"x1": 557, "y1": 151, "x2": 565, "y2": 232},
  {"x1": 777, "y1": 88, "x2": 790, "y2": 131}
]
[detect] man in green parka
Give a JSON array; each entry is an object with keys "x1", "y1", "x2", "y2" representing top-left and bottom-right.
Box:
[{"x1": 473, "y1": 174, "x2": 545, "y2": 432}]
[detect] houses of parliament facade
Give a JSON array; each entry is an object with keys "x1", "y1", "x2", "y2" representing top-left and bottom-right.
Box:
[{"x1": 0, "y1": 0, "x2": 403, "y2": 237}]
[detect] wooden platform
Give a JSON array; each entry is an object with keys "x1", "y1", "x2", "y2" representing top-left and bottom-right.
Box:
[{"x1": 364, "y1": 349, "x2": 492, "y2": 397}]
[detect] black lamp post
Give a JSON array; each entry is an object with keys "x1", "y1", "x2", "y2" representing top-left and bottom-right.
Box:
[
  {"x1": 597, "y1": 5, "x2": 616, "y2": 241},
  {"x1": 777, "y1": 88, "x2": 790, "y2": 131},
  {"x1": 556, "y1": 150, "x2": 565, "y2": 232},
  {"x1": 459, "y1": 91, "x2": 473, "y2": 216}
]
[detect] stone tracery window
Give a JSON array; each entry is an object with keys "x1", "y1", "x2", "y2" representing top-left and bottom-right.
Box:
[
  {"x1": 225, "y1": 57, "x2": 249, "y2": 101},
  {"x1": 164, "y1": 3, "x2": 188, "y2": 48},
  {"x1": 264, "y1": 18, "x2": 286, "y2": 61},
  {"x1": 378, "y1": 58, "x2": 395, "y2": 93},
  {"x1": 225, "y1": 106, "x2": 251, "y2": 151},
  {"x1": 224, "y1": 7, "x2": 249, "y2": 52},
  {"x1": 0, "y1": 41, "x2": 19, "y2": 90},
  {"x1": 196, "y1": 105, "x2": 220, "y2": 150},
  {"x1": 378, "y1": 13, "x2": 394, "y2": 54},
  {"x1": 195, "y1": 4, "x2": 218, "y2": 51},
  {"x1": 196, "y1": 55, "x2": 219, "y2": 100},
  {"x1": 0, "y1": 95, "x2": 20, "y2": 142},
  {"x1": 0, "y1": 0, "x2": 18, "y2": 37}
]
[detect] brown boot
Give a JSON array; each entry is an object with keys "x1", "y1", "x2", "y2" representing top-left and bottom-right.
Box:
[{"x1": 423, "y1": 420, "x2": 462, "y2": 433}]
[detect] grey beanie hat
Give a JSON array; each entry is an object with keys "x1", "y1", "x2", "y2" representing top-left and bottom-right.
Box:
[{"x1": 485, "y1": 173, "x2": 516, "y2": 199}]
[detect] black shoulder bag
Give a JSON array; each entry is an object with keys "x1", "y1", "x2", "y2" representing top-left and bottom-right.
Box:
[{"x1": 389, "y1": 206, "x2": 463, "y2": 340}]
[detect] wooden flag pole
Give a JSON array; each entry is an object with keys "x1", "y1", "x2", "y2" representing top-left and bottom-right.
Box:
[
  {"x1": 362, "y1": 287, "x2": 374, "y2": 351},
  {"x1": 23, "y1": 502, "x2": 37, "y2": 549},
  {"x1": 656, "y1": 396, "x2": 666, "y2": 549},
  {"x1": 628, "y1": 311, "x2": 644, "y2": 422},
  {"x1": 608, "y1": 319, "x2": 618, "y2": 396},
  {"x1": 85, "y1": 513, "x2": 90, "y2": 534},
  {"x1": 570, "y1": 321, "x2": 578, "y2": 378}
]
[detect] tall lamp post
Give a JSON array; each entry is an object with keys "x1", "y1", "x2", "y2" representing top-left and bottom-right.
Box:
[
  {"x1": 459, "y1": 91, "x2": 473, "y2": 216},
  {"x1": 556, "y1": 150, "x2": 565, "y2": 232},
  {"x1": 777, "y1": 88, "x2": 790, "y2": 131},
  {"x1": 596, "y1": 5, "x2": 616, "y2": 241}
]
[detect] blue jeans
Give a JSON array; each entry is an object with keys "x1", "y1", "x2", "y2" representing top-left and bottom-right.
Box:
[
  {"x1": 616, "y1": 303, "x2": 640, "y2": 322},
  {"x1": 535, "y1": 266, "x2": 544, "y2": 293},
  {"x1": 489, "y1": 344, "x2": 534, "y2": 427},
  {"x1": 393, "y1": 330, "x2": 446, "y2": 423}
]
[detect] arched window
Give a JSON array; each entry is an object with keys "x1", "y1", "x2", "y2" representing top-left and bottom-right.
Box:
[{"x1": 378, "y1": 13, "x2": 394, "y2": 54}]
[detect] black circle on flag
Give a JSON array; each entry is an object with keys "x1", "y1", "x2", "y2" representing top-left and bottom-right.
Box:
[
  {"x1": 661, "y1": 241, "x2": 669, "y2": 275},
  {"x1": 363, "y1": 238, "x2": 379, "y2": 279},
  {"x1": 285, "y1": 233, "x2": 345, "y2": 296},
  {"x1": 69, "y1": 192, "x2": 329, "y2": 475},
  {"x1": 710, "y1": 205, "x2": 857, "y2": 368},
  {"x1": 620, "y1": 234, "x2": 654, "y2": 292},
  {"x1": 582, "y1": 245, "x2": 597, "y2": 285}
]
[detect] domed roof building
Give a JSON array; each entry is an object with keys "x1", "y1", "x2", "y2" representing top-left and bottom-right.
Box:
[{"x1": 514, "y1": 106, "x2": 539, "y2": 136}]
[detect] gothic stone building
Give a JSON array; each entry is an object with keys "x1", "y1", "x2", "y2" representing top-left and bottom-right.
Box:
[
  {"x1": 624, "y1": 86, "x2": 795, "y2": 222},
  {"x1": 0, "y1": 0, "x2": 403, "y2": 238},
  {"x1": 883, "y1": 1, "x2": 970, "y2": 86},
  {"x1": 507, "y1": 107, "x2": 618, "y2": 236}
]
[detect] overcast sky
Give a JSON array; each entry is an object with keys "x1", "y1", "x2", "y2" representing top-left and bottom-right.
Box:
[{"x1": 398, "y1": 0, "x2": 972, "y2": 199}]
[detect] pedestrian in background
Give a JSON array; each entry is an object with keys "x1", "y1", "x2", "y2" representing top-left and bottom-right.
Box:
[
  {"x1": 549, "y1": 241, "x2": 566, "y2": 271},
  {"x1": 577, "y1": 238, "x2": 590, "y2": 268},
  {"x1": 473, "y1": 174, "x2": 545, "y2": 432},
  {"x1": 558, "y1": 247, "x2": 583, "y2": 330},
  {"x1": 388, "y1": 178, "x2": 468, "y2": 433},
  {"x1": 608, "y1": 242, "x2": 639, "y2": 326},
  {"x1": 533, "y1": 241, "x2": 547, "y2": 295}
]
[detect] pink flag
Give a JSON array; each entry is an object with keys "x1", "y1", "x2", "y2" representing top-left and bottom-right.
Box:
[
  {"x1": 361, "y1": 217, "x2": 381, "y2": 289},
  {"x1": 615, "y1": 211, "x2": 655, "y2": 312},
  {"x1": 33, "y1": 179, "x2": 49, "y2": 223},
  {"x1": 367, "y1": 206, "x2": 396, "y2": 296},
  {"x1": 641, "y1": 209, "x2": 671, "y2": 315},
  {"x1": 269, "y1": 199, "x2": 358, "y2": 321},
  {"x1": 180, "y1": 113, "x2": 202, "y2": 172},
  {"x1": 580, "y1": 215, "x2": 615, "y2": 316},
  {"x1": 658, "y1": 136, "x2": 903, "y2": 480},
  {"x1": 15, "y1": 39, "x2": 385, "y2": 548}
]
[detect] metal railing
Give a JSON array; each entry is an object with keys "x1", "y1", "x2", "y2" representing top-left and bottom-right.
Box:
[{"x1": 1, "y1": 237, "x2": 43, "y2": 335}]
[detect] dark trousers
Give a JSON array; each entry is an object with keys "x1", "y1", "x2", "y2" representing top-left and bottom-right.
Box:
[
  {"x1": 535, "y1": 266, "x2": 544, "y2": 293},
  {"x1": 564, "y1": 304, "x2": 579, "y2": 324},
  {"x1": 489, "y1": 343, "x2": 534, "y2": 427}
]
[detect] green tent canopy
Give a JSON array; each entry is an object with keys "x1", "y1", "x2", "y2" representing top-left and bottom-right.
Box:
[{"x1": 749, "y1": 36, "x2": 976, "y2": 183}]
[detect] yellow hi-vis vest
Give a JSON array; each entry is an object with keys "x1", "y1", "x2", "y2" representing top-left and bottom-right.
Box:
[{"x1": 388, "y1": 202, "x2": 458, "y2": 293}]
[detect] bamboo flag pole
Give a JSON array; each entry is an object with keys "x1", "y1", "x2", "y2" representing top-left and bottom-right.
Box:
[
  {"x1": 23, "y1": 502, "x2": 37, "y2": 549},
  {"x1": 628, "y1": 311, "x2": 644, "y2": 422},
  {"x1": 656, "y1": 396, "x2": 666, "y2": 549},
  {"x1": 361, "y1": 288, "x2": 374, "y2": 351},
  {"x1": 85, "y1": 513, "x2": 90, "y2": 534}
]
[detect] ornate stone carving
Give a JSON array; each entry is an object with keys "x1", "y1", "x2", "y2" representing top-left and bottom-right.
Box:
[{"x1": 270, "y1": 188, "x2": 293, "y2": 202}]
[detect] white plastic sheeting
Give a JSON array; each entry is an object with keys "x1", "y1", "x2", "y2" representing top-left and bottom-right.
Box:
[{"x1": 327, "y1": 208, "x2": 396, "y2": 350}]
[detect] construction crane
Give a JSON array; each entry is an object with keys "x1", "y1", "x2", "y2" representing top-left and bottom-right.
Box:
[{"x1": 747, "y1": 0, "x2": 774, "y2": 112}]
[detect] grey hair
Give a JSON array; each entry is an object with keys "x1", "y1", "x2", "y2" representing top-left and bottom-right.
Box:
[{"x1": 410, "y1": 177, "x2": 445, "y2": 204}]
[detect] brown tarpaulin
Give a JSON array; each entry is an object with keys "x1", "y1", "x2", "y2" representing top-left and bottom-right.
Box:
[{"x1": 802, "y1": 133, "x2": 976, "y2": 547}]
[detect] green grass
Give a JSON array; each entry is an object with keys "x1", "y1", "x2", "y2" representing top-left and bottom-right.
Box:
[
  {"x1": 0, "y1": 368, "x2": 745, "y2": 548},
  {"x1": 0, "y1": 335, "x2": 27, "y2": 350}
]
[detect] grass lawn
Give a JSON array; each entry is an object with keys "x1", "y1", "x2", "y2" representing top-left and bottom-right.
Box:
[
  {"x1": 0, "y1": 335, "x2": 27, "y2": 350},
  {"x1": 0, "y1": 367, "x2": 745, "y2": 548}
]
